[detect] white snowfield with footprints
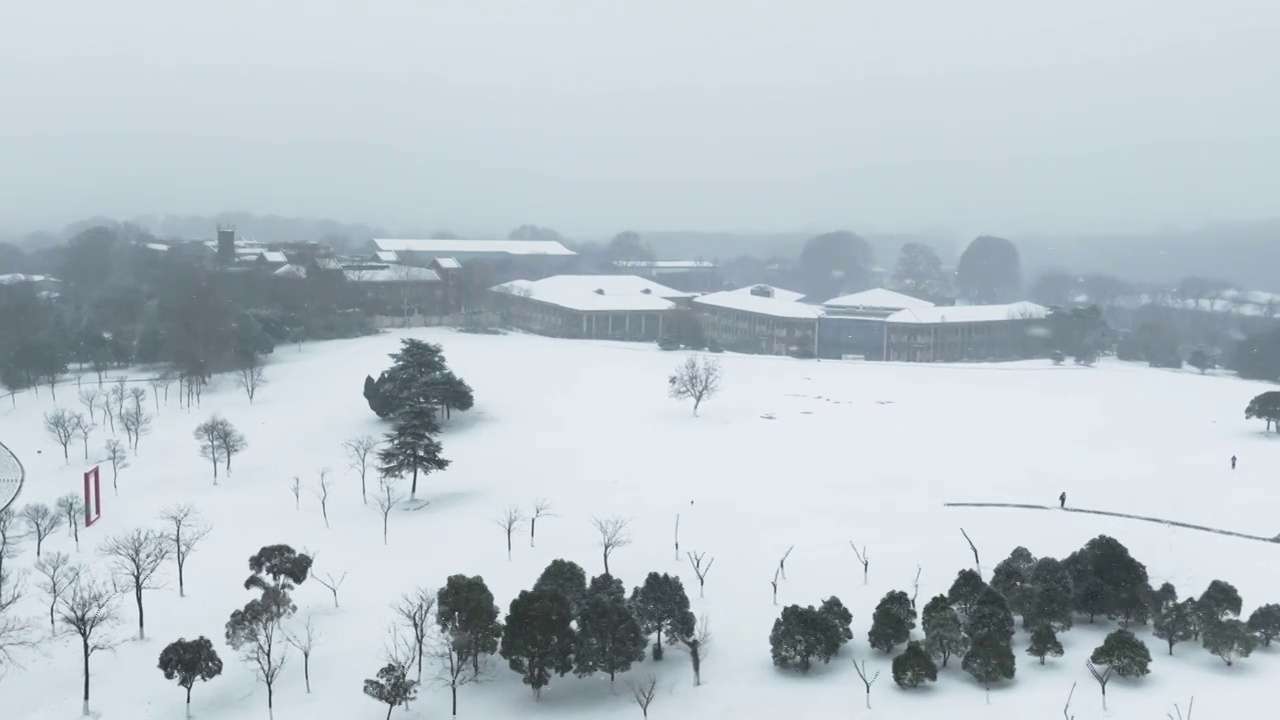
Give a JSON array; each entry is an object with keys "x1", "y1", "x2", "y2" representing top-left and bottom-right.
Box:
[{"x1": 1, "y1": 329, "x2": 1278, "y2": 719}]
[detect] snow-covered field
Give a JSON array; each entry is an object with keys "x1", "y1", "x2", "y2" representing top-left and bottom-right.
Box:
[{"x1": 3, "y1": 329, "x2": 1279, "y2": 720}]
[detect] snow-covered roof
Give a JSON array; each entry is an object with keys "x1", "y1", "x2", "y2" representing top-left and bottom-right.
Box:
[
  {"x1": 824, "y1": 288, "x2": 935, "y2": 311},
  {"x1": 694, "y1": 289, "x2": 825, "y2": 320},
  {"x1": 373, "y1": 238, "x2": 576, "y2": 256},
  {"x1": 613, "y1": 260, "x2": 717, "y2": 270},
  {"x1": 343, "y1": 265, "x2": 441, "y2": 283},
  {"x1": 371, "y1": 251, "x2": 399, "y2": 263},
  {"x1": 886, "y1": 301, "x2": 1049, "y2": 325},
  {"x1": 257, "y1": 251, "x2": 289, "y2": 264},
  {"x1": 0, "y1": 273, "x2": 59, "y2": 285},
  {"x1": 145, "y1": 242, "x2": 170, "y2": 252},
  {"x1": 274, "y1": 264, "x2": 308, "y2": 279},
  {"x1": 312, "y1": 257, "x2": 344, "y2": 271},
  {"x1": 491, "y1": 275, "x2": 688, "y2": 312},
  {"x1": 432, "y1": 257, "x2": 463, "y2": 270},
  {"x1": 724, "y1": 284, "x2": 807, "y2": 303}
]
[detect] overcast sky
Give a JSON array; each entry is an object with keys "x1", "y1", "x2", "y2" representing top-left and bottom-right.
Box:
[{"x1": 1, "y1": 0, "x2": 1277, "y2": 237}]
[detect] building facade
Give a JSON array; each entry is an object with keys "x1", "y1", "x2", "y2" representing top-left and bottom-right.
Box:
[
  {"x1": 693, "y1": 285, "x2": 822, "y2": 356},
  {"x1": 883, "y1": 302, "x2": 1050, "y2": 362},
  {"x1": 818, "y1": 289, "x2": 935, "y2": 360},
  {"x1": 611, "y1": 260, "x2": 722, "y2": 293},
  {"x1": 490, "y1": 275, "x2": 690, "y2": 341}
]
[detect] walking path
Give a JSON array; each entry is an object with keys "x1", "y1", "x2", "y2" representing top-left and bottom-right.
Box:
[
  {"x1": 945, "y1": 502, "x2": 1280, "y2": 544},
  {"x1": 0, "y1": 441, "x2": 24, "y2": 513}
]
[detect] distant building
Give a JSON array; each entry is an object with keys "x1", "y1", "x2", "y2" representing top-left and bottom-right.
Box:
[
  {"x1": 819, "y1": 288, "x2": 935, "y2": 360},
  {"x1": 883, "y1": 301, "x2": 1050, "y2": 362},
  {"x1": 490, "y1": 275, "x2": 691, "y2": 341},
  {"x1": 611, "y1": 260, "x2": 721, "y2": 292},
  {"x1": 693, "y1": 285, "x2": 823, "y2": 356},
  {"x1": 340, "y1": 263, "x2": 444, "y2": 317},
  {"x1": 370, "y1": 238, "x2": 577, "y2": 266}
]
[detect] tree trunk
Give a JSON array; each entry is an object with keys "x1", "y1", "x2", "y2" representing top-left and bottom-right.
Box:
[
  {"x1": 186, "y1": 686, "x2": 192, "y2": 720},
  {"x1": 81, "y1": 637, "x2": 91, "y2": 716},
  {"x1": 385, "y1": 703, "x2": 394, "y2": 720},
  {"x1": 136, "y1": 585, "x2": 145, "y2": 639},
  {"x1": 267, "y1": 680, "x2": 274, "y2": 715},
  {"x1": 603, "y1": 549, "x2": 609, "y2": 575},
  {"x1": 411, "y1": 467, "x2": 418, "y2": 499},
  {"x1": 211, "y1": 454, "x2": 218, "y2": 480},
  {"x1": 451, "y1": 685, "x2": 458, "y2": 716},
  {"x1": 178, "y1": 559, "x2": 186, "y2": 598},
  {"x1": 531, "y1": 517, "x2": 537, "y2": 547},
  {"x1": 303, "y1": 653, "x2": 311, "y2": 693},
  {"x1": 63, "y1": 444, "x2": 69, "y2": 460},
  {"x1": 691, "y1": 644, "x2": 702, "y2": 686}
]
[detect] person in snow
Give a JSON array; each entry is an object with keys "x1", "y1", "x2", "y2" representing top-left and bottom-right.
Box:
[
  {"x1": 1231, "y1": 455, "x2": 1238, "y2": 470},
  {"x1": 1059, "y1": 492, "x2": 1066, "y2": 509}
]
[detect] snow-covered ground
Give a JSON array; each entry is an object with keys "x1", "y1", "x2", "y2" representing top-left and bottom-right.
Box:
[{"x1": 2, "y1": 330, "x2": 1278, "y2": 719}]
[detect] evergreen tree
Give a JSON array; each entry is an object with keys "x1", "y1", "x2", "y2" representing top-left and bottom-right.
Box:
[
  {"x1": 1197, "y1": 580, "x2": 1243, "y2": 621},
  {"x1": 244, "y1": 544, "x2": 312, "y2": 594},
  {"x1": 819, "y1": 596, "x2": 854, "y2": 644},
  {"x1": 1152, "y1": 598, "x2": 1195, "y2": 655},
  {"x1": 574, "y1": 574, "x2": 647, "y2": 685},
  {"x1": 892, "y1": 641, "x2": 938, "y2": 688},
  {"x1": 868, "y1": 590, "x2": 916, "y2": 653},
  {"x1": 769, "y1": 604, "x2": 846, "y2": 672},
  {"x1": 990, "y1": 547, "x2": 1036, "y2": 616},
  {"x1": 961, "y1": 636, "x2": 1016, "y2": 690},
  {"x1": 436, "y1": 575, "x2": 502, "y2": 673},
  {"x1": 923, "y1": 602, "x2": 968, "y2": 668},
  {"x1": 364, "y1": 339, "x2": 474, "y2": 419},
  {"x1": 1089, "y1": 629, "x2": 1151, "y2": 679},
  {"x1": 1064, "y1": 536, "x2": 1148, "y2": 623},
  {"x1": 377, "y1": 403, "x2": 450, "y2": 500},
  {"x1": 1151, "y1": 582, "x2": 1178, "y2": 613},
  {"x1": 499, "y1": 590, "x2": 576, "y2": 700},
  {"x1": 1022, "y1": 557, "x2": 1074, "y2": 631},
  {"x1": 533, "y1": 560, "x2": 588, "y2": 616},
  {"x1": 921, "y1": 595, "x2": 952, "y2": 634},
  {"x1": 363, "y1": 662, "x2": 418, "y2": 720},
  {"x1": 157, "y1": 636, "x2": 223, "y2": 719},
  {"x1": 965, "y1": 587, "x2": 1015, "y2": 646},
  {"x1": 629, "y1": 573, "x2": 695, "y2": 661},
  {"x1": 1203, "y1": 619, "x2": 1257, "y2": 666},
  {"x1": 948, "y1": 569, "x2": 987, "y2": 615},
  {"x1": 1247, "y1": 604, "x2": 1280, "y2": 646},
  {"x1": 1026, "y1": 625, "x2": 1063, "y2": 665}
]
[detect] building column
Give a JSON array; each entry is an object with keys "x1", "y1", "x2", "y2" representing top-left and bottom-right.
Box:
[
  {"x1": 608, "y1": 314, "x2": 614, "y2": 336},
  {"x1": 582, "y1": 313, "x2": 588, "y2": 337},
  {"x1": 625, "y1": 313, "x2": 631, "y2": 338}
]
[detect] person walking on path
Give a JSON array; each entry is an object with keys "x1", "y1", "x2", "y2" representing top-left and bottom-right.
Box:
[
  {"x1": 1232, "y1": 455, "x2": 1238, "y2": 470},
  {"x1": 1059, "y1": 492, "x2": 1066, "y2": 509}
]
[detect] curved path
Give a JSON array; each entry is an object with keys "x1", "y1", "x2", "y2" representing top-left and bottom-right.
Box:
[
  {"x1": 945, "y1": 502, "x2": 1280, "y2": 544},
  {"x1": 0, "y1": 441, "x2": 23, "y2": 513}
]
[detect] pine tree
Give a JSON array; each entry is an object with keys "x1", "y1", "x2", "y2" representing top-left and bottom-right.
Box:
[
  {"x1": 499, "y1": 590, "x2": 576, "y2": 699},
  {"x1": 962, "y1": 636, "x2": 1016, "y2": 690},
  {"x1": 574, "y1": 574, "x2": 647, "y2": 686},
  {"x1": 158, "y1": 636, "x2": 223, "y2": 719},
  {"x1": 1090, "y1": 629, "x2": 1151, "y2": 679},
  {"x1": 533, "y1": 560, "x2": 588, "y2": 616},
  {"x1": 819, "y1": 596, "x2": 854, "y2": 645},
  {"x1": 436, "y1": 575, "x2": 502, "y2": 673},
  {"x1": 1064, "y1": 536, "x2": 1149, "y2": 623},
  {"x1": 921, "y1": 595, "x2": 951, "y2": 634},
  {"x1": 990, "y1": 547, "x2": 1036, "y2": 616},
  {"x1": 1198, "y1": 580, "x2": 1243, "y2": 621},
  {"x1": 1247, "y1": 604, "x2": 1280, "y2": 646},
  {"x1": 892, "y1": 641, "x2": 938, "y2": 688},
  {"x1": 1153, "y1": 598, "x2": 1195, "y2": 655},
  {"x1": 1022, "y1": 557, "x2": 1074, "y2": 631},
  {"x1": 377, "y1": 403, "x2": 450, "y2": 500},
  {"x1": 769, "y1": 604, "x2": 846, "y2": 672},
  {"x1": 365, "y1": 339, "x2": 474, "y2": 419},
  {"x1": 1151, "y1": 582, "x2": 1178, "y2": 613},
  {"x1": 923, "y1": 601, "x2": 968, "y2": 668},
  {"x1": 868, "y1": 590, "x2": 916, "y2": 653},
  {"x1": 629, "y1": 573, "x2": 694, "y2": 661},
  {"x1": 947, "y1": 569, "x2": 987, "y2": 616},
  {"x1": 1202, "y1": 619, "x2": 1257, "y2": 666},
  {"x1": 1026, "y1": 625, "x2": 1063, "y2": 665},
  {"x1": 966, "y1": 587, "x2": 1015, "y2": 645}
]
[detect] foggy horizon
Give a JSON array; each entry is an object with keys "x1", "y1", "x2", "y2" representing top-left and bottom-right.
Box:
[{"x1": 3, "y1": 1, "x2": 1278, "y2": 238}]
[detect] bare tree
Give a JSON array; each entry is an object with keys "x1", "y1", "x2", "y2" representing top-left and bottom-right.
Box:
[
  {"x1": 778, "y1": 545, "x2": 794, "y2": 581},
  {"x1": 911, "y1": 566, "x2": 922, "y2": 610},
  {"x1": 667, "y1": 356, "x2": 722, "y2": 416},
  {"x1": 226, "y1": 597, "x2": 288, "y2": 719},
  {"x1": 104, "y1": 438, "x2": 128, "y2": 494},
  {"x1": 20, "y1": 503, "x2": 57, "y2": 558},
  {"x1": 687, "y1": 551, "x2": 714, "y2": 599},
  {"x1": 771, "y1": 567, "x2": 781, "y2": 605},
  {"x1": 1086, "y1": 660, "x2": 1114, "y2": 712},
  {"x1": 78, "y1": 390, "x2": 100, "y2": 427},
  {"x1": 158, "y1": 505, "x2": 210, "y2": 598},
  {"x1": 374, "y1": 481, "x2": 402, "y2": 545},
  {"x1": 193, "y1": 419, "x2": 225, "y2": 483},
  {"x1": 631, "y1": 675, "x2": 658, "y2": 719},
  {"x1": 59, "y1": 575, "x2": 120, "y2": 716},
  {"x1": 147, "y1": 373, "x2": 170, "y2": 412},
  {"x1": 394, "y1": 588, "x2": 436, "y2": 681},
  {"x1": 530, "y1": 498, "x2": 553, "y2": 547},
  {"x1": 678, "y1": 614, "x2": 711, "y2": 687},
  {"x1": 99, "y1": 528, "x2": 170, "y2": 640},
  {"x1": 591, "y1": 516, "x2": 632, "y2": 575},
  {"x1": 433, "y1": 615, "x2": 480, "y2": 716},
  {"x1": 1064, "y1": 682, "x2": 1076, "y2": 720},
  {"x1": 0, "y1": 610, "x2": 34, "y2": 673},
  {"x1": 290, "y1": 477, "x2": 301, "y2": 511},
  {"x1": 495, "y1": 506, "x2": 524, "y2": 561},
  {"x1": 852, "y1": 657, "x2": 880, "y2": 710},
  {"x1": 101, "y1": 387, "x2": 117, "y2": 433},
  {"x1": 0, "y1": 509, "x2": 21, "y2": 590},
  {"x1": 110, "y1": 377, "x2": 127, "y2": 430},
  {"x1": 315, "y1": 571, "x2": 346, "y2": 609},
  {"x1": 34, "y1": 552, "x2": 80, "y2": 635},
  {"x1": 43, "y1": 408, "x2": 77, "y2": 461},
  {"x1": 313, "y1": 469, "x2": 331, "y2": 528},
  {"x1": 850, "y1": 542, "x2": 870, "y2": 585},
  {"x1": 128, "y1": 386, "x2": 146, "y2": 418},
  {"x1": 72, "y1": 413, "x2": 95, "y2": 461},
  {"x1": 1167, "y1": 696, "x2": 1194, "y2": 720},
  {"x1": 343, "y1": 435, "x2": 378, "y2": 504},
  {"x1": 961, "y1": 528, "x2": 981, "y2": 577},
  {"x1": 283, "y1": 616, "x2": 321, "y2": 694},
  {"x1": 210, "y1": 417, "x2": 247, "y2": 476},
  {"x1": 121, "y1": 402, "x2": 151, "y2": 452},
  {"x1": 237, "y1": 358, "x2": 268, "y2": 403},
  {"x1": 673, "y1": 513, "x2": 680, "y2": 561},
  {"x1": 56, "y1": 494, "x2": 84, "y2": 550}
]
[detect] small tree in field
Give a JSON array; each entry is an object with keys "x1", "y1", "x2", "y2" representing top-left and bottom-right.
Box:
[
  {"x1": 283, "y1": 616, "x2": 321, "y2": 694},
  {"x1": 667, "y1": 355, "x2": 722, "y2": 416},
  {"x1": 237, "y1": 358, "x2": 268, "y2": 403},
  {"x1": 44, "y1": 408, "x2": 77, "y2": 461},
  {"x1": 56, "y1": 494, "x2": 84, "y2": 550},
  {"x1": 632, "y1": 675, "x2": 658, "y2": 719},
  {"x1": 100, "y1": 528, "x2": 170, "y2": 640},
  {"x1": 193, "y1": 419, "x2": 225, "y2": 482},
  {"x1": 122, "y1": 402, "x2": 151, "y2": 452},
  {"x1": 73, "y1": 413, "x2": 95, "y2": 461},
  {"x1": 343, "y1": 435, "x2": 378, "y2": 504},
  {"x1": 364, "y1": 661, "x2": 417, "y2": 720},
  {"x1": 1247, "y1": 604, "x2": 1280, "y2": 646},
  {"x1": 374, "y1": 481, "x2": 402, "y2": 545},
  {"x1": 530, "y1": 498, "x2": 553, "y2": 547},
  {"x1": 34, "y1": 551, "x2": 80, "y2": 635},
  {"x1": 225, "y1": 592, "x2": 291, "y2": 719},
  {"x1": 211, "y1": 417, "x2": 247, "y2": 476},
  {"x1": 1202, "y1": 619, "x2": 1257, "y2": 666},
  {"x1": 677, "y1": 614, "x2": 711, "y2": 687},
  {"x1": 591, "y1": 516, "x2": 631, "y2": 575},
  {"x1": 158, "y1": 505, "x2": 211, "y2": 598},
  {"x1": 892, "y1": 640, "x2": 938, "y2": 688},
  {"x1": 1153, "y1": 598, "x2": 1195, "y2": 655},
  {"x1": 158, "y1": 636, "x2": 223, "y2": 719},
  {"x1": 433, "y1": 615, "x2": 480, "y2": 716},
  {"x1": 21, "y1": 503, "x2": 58, "y2": 558},
  {"x1": 1027, "y1": 624, "x2": 1064, "y2": 664},
  {"x1": 496, "y1": 506, "x2": 524, "y2": 561},
  {"x1": 104, "y1": 438, "x2": 128, "y2": 494},
  {"x1": 59, "y1": 575, "x2": 120, "y2": 717},
  {"x1": 1090, "y1": 629, "x2": 1151, "y2": 679},
  {"x1": 378, "y1": 404, "x2": 450, "y2": 500},
  {"x1": 395, "y1": 587, "x2": 436, "y2": 680}
]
